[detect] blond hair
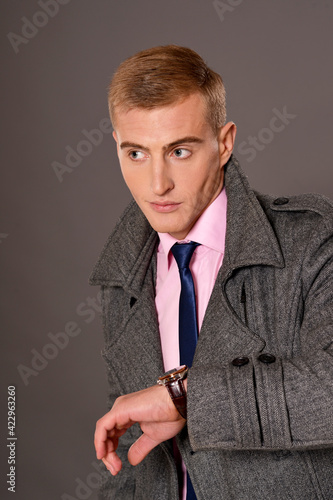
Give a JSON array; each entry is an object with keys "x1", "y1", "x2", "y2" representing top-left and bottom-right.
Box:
[{"x1": 108, "y1": 45, "x2": 226, "y2": 132}]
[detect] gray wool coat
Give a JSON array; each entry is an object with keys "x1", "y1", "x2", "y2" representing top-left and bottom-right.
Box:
[{"x1": 89, "y1": 156, "x2": 333, "y2": 500}]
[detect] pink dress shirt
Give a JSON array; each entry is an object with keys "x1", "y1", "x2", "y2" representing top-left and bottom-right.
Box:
[{"x1": 155, "y1": 188, "x2": 227, "y2": 499}]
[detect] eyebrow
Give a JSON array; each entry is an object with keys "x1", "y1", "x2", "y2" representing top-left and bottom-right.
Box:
[{"x1": 119, "y1": 136, "x2": 204, "y2": 152}]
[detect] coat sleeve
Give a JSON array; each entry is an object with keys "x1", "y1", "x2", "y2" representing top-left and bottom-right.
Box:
[{"x1": 187, "y1": 212, "x2": 333, "y2": 452}]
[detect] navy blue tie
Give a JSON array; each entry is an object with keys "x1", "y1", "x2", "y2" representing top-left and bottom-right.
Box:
[
  {"x1": 171, "y1": 241, "x2": 200, "y2": 500},
  {"x1": 171, "y1": 242, "x2": 200, "y2": 368}
]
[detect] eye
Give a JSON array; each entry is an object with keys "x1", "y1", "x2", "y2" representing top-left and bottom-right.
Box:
[
  {"x1": 129, "y1": 150, "x2": 146, "y2": 160},
  {"x1": 172, "y1": 148, "x2": 191, "y2": 159}
]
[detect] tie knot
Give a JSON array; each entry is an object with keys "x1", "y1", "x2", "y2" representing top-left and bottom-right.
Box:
[{"x1": 171, "y1": 241, "x2": 200, "y2": 270}]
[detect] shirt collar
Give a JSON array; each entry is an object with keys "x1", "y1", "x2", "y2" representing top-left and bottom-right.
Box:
[{"x1": 158, "y1": 187, "x2": 227, "y2": 258}]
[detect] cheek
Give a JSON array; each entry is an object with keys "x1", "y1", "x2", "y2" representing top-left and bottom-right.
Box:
[{"x1": 194, "y1": 167, "x2": 221, "y2": 200}]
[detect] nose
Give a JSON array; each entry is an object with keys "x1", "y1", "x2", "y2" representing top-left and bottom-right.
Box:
[{"x1": 151, "y1": 159, "x2": 174, "y2": 196}]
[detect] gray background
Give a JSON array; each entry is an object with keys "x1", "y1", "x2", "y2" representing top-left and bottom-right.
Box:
[{"x1": 1, "y1": 1, "x2": 332, "y2": 499}]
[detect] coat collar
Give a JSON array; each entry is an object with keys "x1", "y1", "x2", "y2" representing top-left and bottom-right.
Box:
[
  {"x1": 89, "y1": 201, "x2": 157, "y2": 296},
  {"x1": 89, "y1": 156, "x2": 284, "y2": 293},
  {"x1": 221, "y1": 155, "x2": 284, "y2": 280}
]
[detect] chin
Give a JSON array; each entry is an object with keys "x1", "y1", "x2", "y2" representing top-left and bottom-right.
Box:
[
  {"x1": 145, "y1": 214, "x2": 176, "y2": 233},
  {"x1": 151, "y1": 224, "x2": 178, "y2": 234},
  {"x1": 148, "y1": 220, "x2": 182, "y2": 236}
]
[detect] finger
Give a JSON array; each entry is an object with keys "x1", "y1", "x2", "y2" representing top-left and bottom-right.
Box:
[
  {"x1": 94, "y1": 428, "x2": 108, "y2": 459},
  {"x1": 95, "y1": 414, "x2": 135, "y2": 459},
  {"x1": 95, "y1": 428, "x2": 117, "y2": 459},
  {"x1": 107, "y1": 435, "x2": 119, "y2": 454},
  {"x1": 95, "y1": 421, "x2": 108, "y2": 458},
  {"x1": 102, "y1": 453, "x2": 123, "y2": 476},
  {"x1": 95, "y1": 428, "x2": 122, "y2": 460},
  {"x1": 111, "y1": 424, "x2": 132, "y2": 438},
  {"x1": 95, "y1": 414, "x2": 117, "y2": 459},
  {"x1": 128, "y1": 433, "x2": 160, "y2": 466},
  {"x1": 102, "y1": 438, "x2": 122, "y2": 475},
  {"x1": 95, "y1": 439, "x2": 106, "y2": 460}
]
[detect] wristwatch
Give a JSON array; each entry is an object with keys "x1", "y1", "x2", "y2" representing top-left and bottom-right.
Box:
[{"x1": 157, "y1": 365, "x2": 188, "y2": 419}]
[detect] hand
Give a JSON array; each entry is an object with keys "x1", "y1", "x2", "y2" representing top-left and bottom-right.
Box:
[{"x1": 94, "y1": 383, "x2": 187, "y2": 475}]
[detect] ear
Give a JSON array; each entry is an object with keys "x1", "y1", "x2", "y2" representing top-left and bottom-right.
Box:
[
  {"x1": 217, "y1": 121, "x2": 237, "y2": 167},
  {"x1": 112, "y1": 130, "x2": 121, "y2": 157}
]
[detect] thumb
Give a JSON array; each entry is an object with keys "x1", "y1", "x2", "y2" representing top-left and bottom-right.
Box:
[{"x1": 128, "y1": 433, "x2": 160, "y2": 466}]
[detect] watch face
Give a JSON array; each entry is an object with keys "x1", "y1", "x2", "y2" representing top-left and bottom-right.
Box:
[{"x1": 158, "y1": 365, "x2": 188, "y2": 384}]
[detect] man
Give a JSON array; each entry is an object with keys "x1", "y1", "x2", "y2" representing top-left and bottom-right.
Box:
[{"x1": 90, "y1": 46, "x2": 333, "y2": 499}]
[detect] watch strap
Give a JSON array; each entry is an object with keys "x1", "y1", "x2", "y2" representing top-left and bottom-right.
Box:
[{"x1": 165, "y1": 378, "x2": 187, "y2": 419}]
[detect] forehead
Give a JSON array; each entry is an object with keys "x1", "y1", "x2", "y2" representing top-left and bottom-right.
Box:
[{"x1": 113, "y1": 93, "x2": 210, "y2": 141}]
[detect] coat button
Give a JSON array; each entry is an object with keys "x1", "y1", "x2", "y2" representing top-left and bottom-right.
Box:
[
  {"x1": 258, "y1": 353, "x2": 276, "y2": 364},
  {"x1": 273, "y1": 197, "x2": 289, "y2": 206},
  {"x1": 232, "y1": 356, "x2": 250, "y2": 367}
]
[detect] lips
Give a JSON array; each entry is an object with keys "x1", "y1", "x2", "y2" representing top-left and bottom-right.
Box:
[{"x1": 149, "y1": 201, "x2": 181, "y2": 213}]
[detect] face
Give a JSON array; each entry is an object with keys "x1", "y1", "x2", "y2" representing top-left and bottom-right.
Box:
[{"x1": 113, "y1": 93, "x2": 236, "y2": 240}]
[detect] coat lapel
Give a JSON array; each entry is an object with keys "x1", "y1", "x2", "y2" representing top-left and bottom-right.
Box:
[
  {"x1": 193, "y1": 156, "x2": 284, "y2": 365},
  {"x1": 89, "y1": 203, "x2": 164, "y2": 391}
]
